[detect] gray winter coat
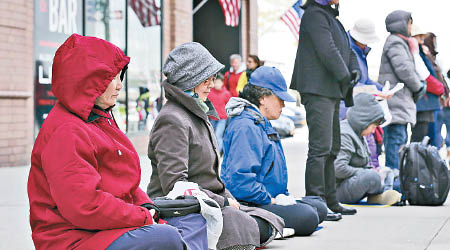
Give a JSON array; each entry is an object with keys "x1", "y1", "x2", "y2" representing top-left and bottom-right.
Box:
[
  {"x1": 378, "y1": 10, "x2": 423, "y2": 125},
  {"x1": 147, "y1": 81, "x2": 283, "y2": 249},
  {"x1": 334, "y1": 93, "x2": 385, "y2": 183}
]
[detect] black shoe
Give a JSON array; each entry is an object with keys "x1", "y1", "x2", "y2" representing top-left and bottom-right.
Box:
[
  {"x1": 325, "y1": 212, "x2": 342, "y2": 221},
  {"x1": 329, "y1": 204, "x2": 357, "y2": 215}
]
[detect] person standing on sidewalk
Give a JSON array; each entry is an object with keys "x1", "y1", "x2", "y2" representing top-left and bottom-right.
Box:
[
  {"x1": 208, "y1": 73, "x2": 232, "y2": 154},
  {"x1": 236, "y1": 55, "x2": 262, "y2": 93},
  {"x1": 290, "y1": 0, "x2": 360, "y2": 216},
  {"x1": 410, "y1": 25, "x2": 443, "y2": 143},
  {"x1": 379, "y1": 11, "x2": 425, "y2": 177},
  {"x1": 27, "y1": 34, "x2": 203, "y2": 250},
  {"x1": 224, "y1": 54, "x2": 246, "y2": 97},
  {"x1": 423, "y1": 33, "x2": 450, "y2": 148}
]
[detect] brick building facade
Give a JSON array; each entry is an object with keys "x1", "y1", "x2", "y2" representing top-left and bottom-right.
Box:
[
  {"x1": 0, "y1": 0, "x2": 34, "y2": 167},
  {"x1": 0, "y1": 0, "x2": 258, "y2": 167}
]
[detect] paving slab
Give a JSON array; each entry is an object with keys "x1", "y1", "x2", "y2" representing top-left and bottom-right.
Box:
[{"x1": 2, "y1": 127, "x2": 450, "y2": 249}]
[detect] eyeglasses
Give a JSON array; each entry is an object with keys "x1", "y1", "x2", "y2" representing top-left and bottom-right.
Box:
[{"x1": 203, "y1": 73, "x2": 218, "y2": 84}]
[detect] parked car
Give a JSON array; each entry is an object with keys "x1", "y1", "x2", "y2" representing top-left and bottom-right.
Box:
[
  {"x1": 271, "y1": 114, "x2": 295, "y2": 138},
  {"x1": 282, "y1": 105, "x2": 306, "y2": 128}
]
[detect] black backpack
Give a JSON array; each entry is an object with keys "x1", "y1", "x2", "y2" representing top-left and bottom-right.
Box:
[{"x1": 399, "y1": 136, "x2": 450, "y2": 205}]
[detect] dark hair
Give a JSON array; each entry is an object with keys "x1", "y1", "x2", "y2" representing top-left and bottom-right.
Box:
[
  {"x1": 424, "y1": 32, "x2": 437, "y2": 56},
  {"x1": 216, "y1": 72, "x2": 224, "y2": 81},
  {"x1": 248, "y1": 55, "x2": 261, "y2": 68},
  {"x1": 239, "y1": 83, "x2": 273, "y2": 107}
]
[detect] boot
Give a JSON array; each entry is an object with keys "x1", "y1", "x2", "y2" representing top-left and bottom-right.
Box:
[{"x1": 328, "y1": 203, "x2": 357, "y2": 215}]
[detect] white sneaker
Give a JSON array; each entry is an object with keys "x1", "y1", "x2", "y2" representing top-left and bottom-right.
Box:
[{"x1": 275, "y1": 228, "x2": 295, "y2": 239}]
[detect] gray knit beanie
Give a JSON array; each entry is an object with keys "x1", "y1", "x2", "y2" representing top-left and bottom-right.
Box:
[{"x1": 163, "y1": 42, "x2": 225, "y2": 91}]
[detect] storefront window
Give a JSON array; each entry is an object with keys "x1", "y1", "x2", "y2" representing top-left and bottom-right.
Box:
[
  {"x1": 34, "y1": 0, "x2": 161, "y2": 134},
  {"x1": 126, "y1": 0, "x2": 162, "y2": 133},
  {"x1": 34, "y1": 0, "x2": 83, "y2": 134},
  {"x1": 85, "y1": 0, "x2": 128, "y2": 131},
  {"x1": 84, "y1": 0, "x2": 162, "y2": 132}
]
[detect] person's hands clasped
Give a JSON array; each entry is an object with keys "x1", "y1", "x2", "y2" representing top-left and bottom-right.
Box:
[
  {"x1": 141, "y1": 203, "x2": 160, "y2": 223},
  {"x1": 377, "y1": 92, "x2": 393, "y2": 100},
  {"x1": 228, "y1": 198, "x2": 241, "y2": 209}
]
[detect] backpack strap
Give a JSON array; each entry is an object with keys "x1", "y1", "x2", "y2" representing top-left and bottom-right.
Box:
[{"x1": 399, "y1": 145, "x2": 409, "y2": 201}]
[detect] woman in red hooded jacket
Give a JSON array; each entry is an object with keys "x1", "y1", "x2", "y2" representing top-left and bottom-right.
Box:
[{"x1": 27, "y1": 34, "x2": 206, "y2": 250}]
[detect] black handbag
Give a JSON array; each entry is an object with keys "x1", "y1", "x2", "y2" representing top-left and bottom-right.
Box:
[{"x1": 152, "y1": 195, "x2": 218, "y2": 218}]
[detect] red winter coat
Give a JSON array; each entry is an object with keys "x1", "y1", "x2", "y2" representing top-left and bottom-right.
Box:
[
  {"x1": 224, "y1": 70, "x2": 243, "y2": 97},
  {"x1": 208, "y1": 86, "x2": 232, "y2": 120},
  {"x1": 27, "y1": 34, "x2": 153, "y2": 250}
]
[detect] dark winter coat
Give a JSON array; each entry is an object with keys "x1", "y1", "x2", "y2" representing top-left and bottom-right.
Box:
[
  {"x1": 28, "y1": 34, "x2": 153, "y2": 250},
  {"x1": 290, "y1": 2, "x2": 360, "y2": 105},
  {"x1": 147, "y1": 81, "x2": 283, "y2": 249},
  {"x1": 378, "y1": 10, "x2": 422, "y2": 125}
]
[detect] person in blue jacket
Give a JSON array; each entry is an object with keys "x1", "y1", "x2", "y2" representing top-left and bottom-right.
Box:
[
  {"x1": 339, "y1": 18, "x2": 383, "y2": 121},
  {"x1": 221, "y1": 66, "x2": 329, "y2": 237}
]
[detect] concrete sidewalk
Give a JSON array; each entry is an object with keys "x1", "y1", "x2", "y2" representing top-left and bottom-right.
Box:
[{"x1": 1, "y1": 127, "x2": 449, "y2": 249}]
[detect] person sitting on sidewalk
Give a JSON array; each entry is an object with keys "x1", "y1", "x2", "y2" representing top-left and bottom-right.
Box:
[
  {"x1": 221, "y1": 66, "x2": 330, "y2": 237},
  {"x1": 147, "y1": 43, "x2": 284, "y2": 250},
  {"x1": 27, "y1": 34, "x2": 202, "y2": 250},
  {"x1": 335, "y1": 93, "x2": 401, "y2": 205}
]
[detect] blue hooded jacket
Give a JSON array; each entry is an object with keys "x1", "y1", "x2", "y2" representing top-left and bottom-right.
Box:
[
  {"x1": 339, "y1": 32, "x2": 383, "y2": 120},
  {"x1": 348, "y1": 32, "x2": 383, "y2": 90},
  {"x1": 220, "y1": 98, "x2": 289, "y2": 205}
]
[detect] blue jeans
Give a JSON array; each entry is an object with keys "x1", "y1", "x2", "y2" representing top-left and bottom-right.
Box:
[
  {"x1": 435, "y1": 108, "x2": 450, "y2": 148},
  {"x1": 383, "y1": 124, "x2": 408, "y2": 170},
  {"x1": 210, "y1": 119, "x2": 227, "y2": 153},
  {"x1": 106, "y1": 214, "x2": 207, "y2": 250}
]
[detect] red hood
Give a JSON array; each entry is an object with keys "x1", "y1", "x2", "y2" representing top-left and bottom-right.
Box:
[{"x1": 51, "y1": 34, "x2": 130, "y2": 121}]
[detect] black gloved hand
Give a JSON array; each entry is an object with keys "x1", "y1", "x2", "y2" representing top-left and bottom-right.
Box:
[
  {"x1": 141, "y1": 203, "x2": 160, "y2": 223},
  {"x1": 413, "y1": 85, "x2": 427, "y2": 103},
  {"x1": 350, "y1": 70, "x2": 361, "y2": 86},
  {"x1": 339, "y1": 73, "x2": 351, "y2": 86}
]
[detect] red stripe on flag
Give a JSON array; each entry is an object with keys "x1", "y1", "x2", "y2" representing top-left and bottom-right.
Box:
[{"x1": 280, "y1": 16, "x2": 299, "y2": 41}]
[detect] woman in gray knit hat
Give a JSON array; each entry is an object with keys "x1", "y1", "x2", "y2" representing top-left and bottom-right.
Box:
[{"x1": 146, "y1": 42, "x2": 284, "y2": 250}]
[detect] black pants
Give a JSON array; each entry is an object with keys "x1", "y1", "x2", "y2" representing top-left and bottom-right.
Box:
[
  {"x1": 411, "y1": 121, "x2": 429, "y2": 142},
  {"x1": 259, "y1": 201, "x2": 319, "y2": 236},
  {"x1": 302, "y1": 93, "x2": 341, "y2": 206},
  {"x1": 411, "y1": 111, "x2": 434, "y2": 142}
]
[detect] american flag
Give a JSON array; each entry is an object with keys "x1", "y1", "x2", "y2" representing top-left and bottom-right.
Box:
[
  {"x1": 130, "y1": 0, "x2": 161, "y2": 27},
  {"x1": 280, "y1": 0, "x2": 304, "y2": 41},
  {"x1": 218, "y1": 0, "x2": 241, "y2": 27}
]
